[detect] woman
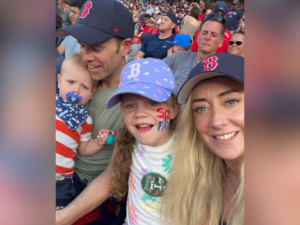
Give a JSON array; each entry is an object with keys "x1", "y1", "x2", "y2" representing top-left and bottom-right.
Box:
[
  {"x1": 199, "y1": 0, "x2": 213, "y2": 21},
  {"x1": 181, "y1": 7, "x2": 201, "y2": 39},
  {"x1": 138, "y1": 17, "x2": 157, "y2": 37},
  {"x1": 228, "y1": 31, "x2": 244, "y2": 57},
  {"x1": 163, "y1": 52, "x2": 244, "y2": 225}
]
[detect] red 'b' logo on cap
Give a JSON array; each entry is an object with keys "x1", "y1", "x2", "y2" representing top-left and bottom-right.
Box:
[
  {"x1": 79, "y1": 1, "x2": 92, "y2": 18},
  {"x1": 202, "y1": 56, "x2": 218, "y2": 71}
]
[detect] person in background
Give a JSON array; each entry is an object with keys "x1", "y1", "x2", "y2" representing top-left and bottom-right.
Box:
[
  {"x1": 190, "y1": 1, "x2": 232, "y2": 54},
  {"x1": 163, "y1": 14, "x2": 225, "y2": 91},
  {"x1": 133, "y1": 12, "x2": 176, "y2": 60},
  {"x1": 180, "y1": 6, "x2": 201, "y2": 39},
  {"x1": 166, "y1": 34, "x2": 192, "y2": 56},
  {"x1": 226, "y1": 0, "x2": 243, "y2": 34},
  {"x1": 227, "y1": 31, "x2": 244, "y2": 57}
]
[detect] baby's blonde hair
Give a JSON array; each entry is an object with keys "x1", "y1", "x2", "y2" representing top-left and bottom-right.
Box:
[{"x1": 60, "y1": 52, "x2": 88, "y2": 75}]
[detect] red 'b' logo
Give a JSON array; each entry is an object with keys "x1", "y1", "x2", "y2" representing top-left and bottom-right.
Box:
[
  {"x1": 202, "y1": 56, "x2": 218, "y2": 71},
  {"x1": 79, "y1": 1, "x2": 92, "y2": 18}
]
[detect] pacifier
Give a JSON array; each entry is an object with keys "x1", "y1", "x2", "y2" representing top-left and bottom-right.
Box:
[
  {"x1": 66, "y1": 92, "x2": 82, "y2": 104},
  {"x1": 105, "y1": 134, "x2": 115, "y2": 145}
]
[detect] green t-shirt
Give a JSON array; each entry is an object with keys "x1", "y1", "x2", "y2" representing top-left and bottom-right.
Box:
[{"x1": 74, "y1": 86, "x2": 124, "y2": 185}]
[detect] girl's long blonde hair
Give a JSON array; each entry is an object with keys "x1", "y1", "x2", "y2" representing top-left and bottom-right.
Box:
[{"x1": 163, "y1": 95, "x2": 244, "y2": 225}]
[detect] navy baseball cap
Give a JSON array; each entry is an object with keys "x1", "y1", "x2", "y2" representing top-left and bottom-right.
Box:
[
  {"x1": 106, "y1": 58, "x2": 177, "y2": 109},
  {"x1": 213, "y1": 1, "x2": 228, "y2": 15},
  {"x1": 177, "y1": 52, "x2": 244, "y2": 104},
  {"x1": 167, "y1": 34, "x2": 192, "y2": 49},
  {"x1": 56, "y1": 0, "x2": 134, "y2": 44},
  {"x1": 162, "y1": 12, "x2": 177, "y2": 24}
]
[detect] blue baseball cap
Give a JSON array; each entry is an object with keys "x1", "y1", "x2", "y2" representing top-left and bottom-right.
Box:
[
  {"x1": 56, "y1": 0, "x2": 134, "y2": 44},
  {"x1": 177, "y1": 52, "x2": 244, "y2": 104},
  {"x1": 213, "y1": 1, "x2": 228, "y2": 15},
  {"x1": 106, "y1": 58, "x2": 177, "y2": 109},
  {"x1": 166, "y1": 34, "x2": 192, "y2": 49}
]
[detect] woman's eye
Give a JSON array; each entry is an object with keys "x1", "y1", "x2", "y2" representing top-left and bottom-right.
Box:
[
  {"x1": 68, "y1": 81, "x2": 74, "y2": 84},
  {"x1": 226, "y1": 99, "x2": 239, "y2": 105},
  {"x1": 194, "y1": 107, "x2": 207, "y2": 113}
]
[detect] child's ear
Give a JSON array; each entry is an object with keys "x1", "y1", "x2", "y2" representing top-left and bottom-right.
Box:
[
  {"x1": 170, "y1": 103, "x2": 180, "y2": 120},
  {"x1": 57, "y1": 74, "x2": 62, "y2": 89}
]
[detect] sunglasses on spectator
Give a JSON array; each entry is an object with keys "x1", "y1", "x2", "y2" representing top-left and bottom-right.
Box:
[
  {"x1": 203, "y1": 13, "x2": 225, "y2": 25},
  {"x1": 229, "y1": 41, "x2": 243, "y2": 45}
]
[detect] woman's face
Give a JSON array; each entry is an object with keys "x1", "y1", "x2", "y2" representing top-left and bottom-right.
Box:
[
  {"x1": 191, "y1": 77, "x2": 244, "y2": 162},
  {"x1": 228, "y1": 33, "x2": 245, "y2": 57},
  {"x1": 199, "y1": 1, "x2": 205, "y2": 10}
]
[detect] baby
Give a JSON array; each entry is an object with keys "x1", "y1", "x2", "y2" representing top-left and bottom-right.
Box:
[{"x1": 56, "y1": 53, "x2": 114, "y2": 210}]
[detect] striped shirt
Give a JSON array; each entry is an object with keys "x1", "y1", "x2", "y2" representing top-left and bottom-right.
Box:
[{"x1": 56, "y1": 114, "x2": 93, "y2": 177}]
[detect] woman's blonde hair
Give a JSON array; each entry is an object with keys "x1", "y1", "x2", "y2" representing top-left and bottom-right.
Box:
[
  {"x1": 163, "y1": 95, "x2": 244, "y2": 225},
  {"x1": 110, "y1": 95, "x2": 179, "y2": 200}
]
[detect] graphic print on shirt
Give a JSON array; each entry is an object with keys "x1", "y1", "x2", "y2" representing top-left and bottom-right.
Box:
[
  {"x1": 129, "y1": 172, "x2": 136, "y2": 191},
  {"x1": 128, "y1": 204, "x2": 138, "y2": 225},
  {"x1": 134, "y1": 141, "x2": 146, "y2": 157},
  {"x1": 162, "y1": 155, "x2": 172, "y2": 174},
  {"x1": 141, "y1": 167, "x2": 153, "y2": 176},
  {"x1": 141, "y1": 194, "x2": 160, "y2": 212}
]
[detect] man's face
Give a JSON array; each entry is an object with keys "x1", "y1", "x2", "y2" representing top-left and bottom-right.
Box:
[
  {"x1": 69, "y1": 6, "x2": 80, "y2": 24},
  {"x1": 161, "y1": 6, "x2": 165, "y2": 12},
  {"x1": 138, "y1": 8, "x2": 142, "y2": 13},
  {"x1": 144, "y1": 17, "x2": 149, "y2": 24},
  {"x1": 159, "y1": 16, "x2": 175, "y2": 32},
  {"x1": 198, "y1": 20, "x2": 223, "y2": 54},
  {"x1": 78, "y1": 37, "x2": 124, "y2": 82}
]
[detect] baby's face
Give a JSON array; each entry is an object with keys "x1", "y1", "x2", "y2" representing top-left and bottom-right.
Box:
[{"x1": 57, "y1": 63, "x2": 97, "y2": 106}]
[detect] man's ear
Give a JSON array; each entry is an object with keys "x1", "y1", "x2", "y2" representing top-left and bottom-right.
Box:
[
  {"x1": 218, "y1": 37, "x2": 224, "y2": 48},
  {"x1": 121, "y1": 38, "x2": 133, "y2": 56}
]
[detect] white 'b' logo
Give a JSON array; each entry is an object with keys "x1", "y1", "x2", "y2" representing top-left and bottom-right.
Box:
[{"x1": 127, "y1": 63, "x2": 141, "y2": 79}]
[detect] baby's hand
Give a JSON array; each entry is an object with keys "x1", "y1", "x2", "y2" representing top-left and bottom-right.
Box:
[{"x1": 96, "y1": 129, "x2": 115, "y2": 146}]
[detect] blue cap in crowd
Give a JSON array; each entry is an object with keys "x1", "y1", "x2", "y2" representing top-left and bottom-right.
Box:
[
  {"x1": 56, "y1": 0, "x2": 134, "y2": 44},
  {"x1": 167, "y1": 34, "x2": 192, "y2": 49},
  {"x1": 177, "y1": 52, "x2": 244, "y2": 104},
  {"x1": 106, "y1": 58, "x2": 177, "y2": 109},
  {"x1": 213, "y1": 1, "x2": 228, "y2": 15}
]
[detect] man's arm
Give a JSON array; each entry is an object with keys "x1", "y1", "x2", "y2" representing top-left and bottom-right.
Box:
[
  {"x1": 56, "y1": 149, "x2": 116, "y2": 225},
  {"x1": 133, "y1": 51, "x2": 145, "y2": 60},
  {"x1": 235, "y1": 18, "x2": 243, "y2": 32},
  {"x1": 57, "y1": 45, "x2": 66, "y2": 57}
]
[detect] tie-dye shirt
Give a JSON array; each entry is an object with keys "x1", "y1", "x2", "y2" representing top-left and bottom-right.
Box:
[{"x1": 124, "y1": 134, "x2": 176, "y2": 225}]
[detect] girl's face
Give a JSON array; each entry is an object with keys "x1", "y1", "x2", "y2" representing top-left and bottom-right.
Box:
[
  {"x1": 121, "y1": 94, "x2": 179, "y2": 147},
  {"x1": 191, "y1": 77, "x2": 244, "y2": 163}
]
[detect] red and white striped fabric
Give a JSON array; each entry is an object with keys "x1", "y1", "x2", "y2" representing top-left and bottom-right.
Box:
[{"x1": 56, "y1": 114, "x2": 93, "y2": 177}]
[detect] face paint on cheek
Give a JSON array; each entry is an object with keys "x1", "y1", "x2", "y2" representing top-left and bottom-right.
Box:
[
  {"x1": 157, "y1": 108, "x2": 170, "y2": 131},
  {"x1": 91, "y1": 84, "x2": 95, "y2": 93}
]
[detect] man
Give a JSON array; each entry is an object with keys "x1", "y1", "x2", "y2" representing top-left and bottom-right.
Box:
[
  {"x1": 190, "y1": 1, "x2": 232, "y2": 54},
  {"x1": 146, "y1": 3, "x2": 154, "y2": 15},
  {"x1": 163, "y1": 14, "x2": 225, "y2": 91},
  {"x1": 139, "y1": 7, "x2": 146, "y2": 22},
  {"x1": 56, "y1": 0, "x2": 133, "y2": 223},
  {"x1": 226, "y1": 0, "x2": 243, "y2": 34},
  {"x1": 176, "y1": 9, "x2": 184, "y2": 28},
  {"x1": 133, "y1": 12, "x2": 176, "y2": 60},
  {"x1": 56, "y1": 0, "x2": 86, "y2": 58},
  {"x1": 57, "y1": 0, "x2": 72, "y2": 27}
]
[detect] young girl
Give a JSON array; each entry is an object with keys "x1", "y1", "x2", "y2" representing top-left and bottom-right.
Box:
[{"x1": 105, "y1": 58, "x2": 180, "y2": 225}]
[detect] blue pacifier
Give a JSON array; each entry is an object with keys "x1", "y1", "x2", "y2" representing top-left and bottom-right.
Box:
[
  {"x1": 105, "y1": 134, "x2": 115, "y2": 145},
  {"x1": 66, "y1": 92, "x2": 82, "y2": 104}
]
